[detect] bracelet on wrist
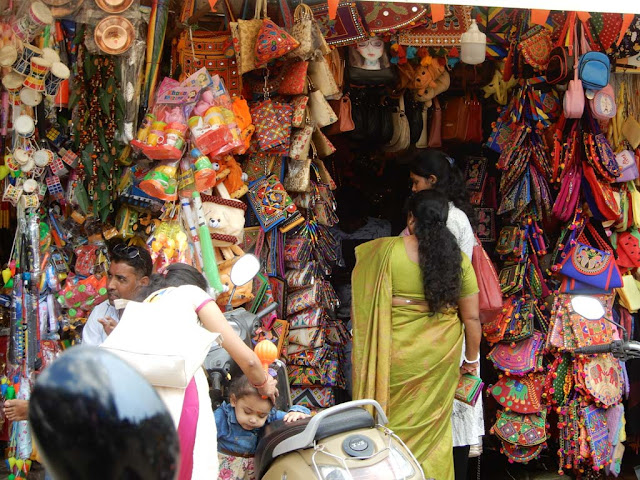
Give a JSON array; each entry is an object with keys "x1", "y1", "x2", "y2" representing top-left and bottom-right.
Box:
[
  {"x1": 252, "y1": 374, "x2": 269, "y2": 390},
  {"x1": 463, "y1": 353, "x2": 480, "y2": 364}
]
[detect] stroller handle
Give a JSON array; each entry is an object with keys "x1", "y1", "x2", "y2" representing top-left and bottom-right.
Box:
[{"x1": 272, "y1": 400, "x2": 388, "y2": 458}]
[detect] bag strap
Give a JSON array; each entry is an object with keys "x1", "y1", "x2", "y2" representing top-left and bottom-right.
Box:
[{"x1": 254, "y1": 0, "x2": 267, "y2": 20}]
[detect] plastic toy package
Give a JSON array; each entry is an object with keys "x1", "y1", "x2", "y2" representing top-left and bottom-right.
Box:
[{"x1": 148, "y1": 221, "x2": 192, "y2": 271}]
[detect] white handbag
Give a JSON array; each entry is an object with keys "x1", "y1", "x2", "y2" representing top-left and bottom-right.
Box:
[
  {"x1": 308, "y1": 79, "x2": 337, "y2": 128},
  {"x1": 100, "y1": 298, "x2": 220, "y2": 389}
]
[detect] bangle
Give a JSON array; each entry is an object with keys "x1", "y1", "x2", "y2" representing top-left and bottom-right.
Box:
[
  {"x1": 463, "y1": 353, "x2": 480, "y2": 364},
  {"x1": 252, "y1": 374, "x2": 269, "y2": 390}
]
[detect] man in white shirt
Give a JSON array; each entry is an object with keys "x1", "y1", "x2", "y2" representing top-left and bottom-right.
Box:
[{"x1": 82, "y1": 244, "x2": 153, "y2": 346}]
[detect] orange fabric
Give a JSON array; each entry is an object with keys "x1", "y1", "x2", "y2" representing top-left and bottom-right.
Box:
[
  {"x1": 530, "y1": 10, "x2": 550, "y2": 25},
  {"x1": 431, "y1": 4, "x2": 445, "y2": 23}
]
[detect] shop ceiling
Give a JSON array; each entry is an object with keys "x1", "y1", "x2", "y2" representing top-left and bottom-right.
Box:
[{"x1": 379, "y1": 0, "x2": 639, "y2": 14}]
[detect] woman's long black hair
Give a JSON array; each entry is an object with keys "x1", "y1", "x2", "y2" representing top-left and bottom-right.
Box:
[
  {"x1": 409, "y1": 149, "x2": 476, "y2": 229},
  {"x1": 135, "y1": 263, "x2": 208, "y2": 301},
  {"x1": 408, "y1": 190, "x2": 462, "y2": 312}
]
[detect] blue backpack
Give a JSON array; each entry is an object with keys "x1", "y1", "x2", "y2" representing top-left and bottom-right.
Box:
[{"x1": 578, "y1": 52, "x2": 610, "y2": 91}]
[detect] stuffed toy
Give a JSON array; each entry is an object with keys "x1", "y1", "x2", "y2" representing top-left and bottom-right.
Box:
[
  {"x1": 482, "y1": 61, "x2": 517, "y2": 106},
  {"x1": 416, "y1": 69, "x2": 451, "y2": 105},
  {"x1": 412, "y1": 57, "x2": 446, "y2": 98},
  {"x1": 202, "y1": 184, "x2": 247, "y2": 247},
  {"x1": 216, "y1": 155, "x2": 249, "y2": 199},
  {"x1": 232, "y1": 97, "x2": 255, "y2": 155}
]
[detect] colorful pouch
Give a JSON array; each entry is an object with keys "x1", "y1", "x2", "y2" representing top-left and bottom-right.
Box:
[
  {"x1": 455, "y1": 374, "x2": 484, "y2": 406},
  {"x1": 285, "y1": 264, "x2": 316, "y2": 291},
  {"x1": 278, "y1": 61, "x2": 309, "y2": 95},
  {"x1": 288, "y1": 308, "x2": 325, "y2": 329},
  {"x1": 284, "y1": 237, "x2": 312, "y2": 264},
  {"x1": 492, "y1": 409, "x2": 547, "y2": 446},
  {"x1": 559, "y1": 242, "x2": 623, "y2": 291},
  {"x1": 290, "y1": 385, "x2": 335, "y2": 409},
  {"x1": 291, "y1": 96, "x2": 309, "y2": 128},
  {"x1": 581, "y1": 404, "x2": 612, "y2": 470},
  {"x1": 488, "y1": 331, "x2": 543, "y2": 375},
  {"x1": 286, "y1": 283, "x2": 320, "y2": 316},
  {"x1": 287, "y1": 365, "x2": 325, "y2": 386},
  {"x1": 578, "y1": 354, "x2": 623, "y2": 407},
  {"x1": 615, "y1": 150, "x2": 639, "y2": 183},
  {"x1": 489, "y1": 374, "x2": 544, "y2": 414},
  {"x1": 250, "y1": 100, "x2": 291, "y2": 151},
  {"x1": 288, "y1": 326, "x2": 324, "y2": 348},
  {"x1": 568, "y1": 294, "x2": 615, "y2": 348},
  {"x1": 247, "y1": 175, "x2": 302, "y2": 232},
  {"x1": 243, "y1": 154, "x2": 285, "y2": 185},
  {"x1": 255, "y1": 18, "x2": 300, "y2": 66},
  {"x1": 501, "y1": 441, "x2": 544, "y2": 464}
]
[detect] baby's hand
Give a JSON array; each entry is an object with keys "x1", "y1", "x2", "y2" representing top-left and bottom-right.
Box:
[{"x1": 283, "y1": 411, "x2": 309, "y2": 423}]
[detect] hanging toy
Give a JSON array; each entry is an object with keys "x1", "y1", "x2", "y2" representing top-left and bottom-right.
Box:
[
  {"x1": 255, "y1": 340, "x2": 278, "y2": 372},
  {"x1": 190, "y1": 148, "x2": 218, "y2": 192}
]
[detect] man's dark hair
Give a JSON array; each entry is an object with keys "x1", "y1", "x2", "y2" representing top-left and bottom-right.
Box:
[{"x1": 109, "y1": 244, "x2": 153, "y2": 278}]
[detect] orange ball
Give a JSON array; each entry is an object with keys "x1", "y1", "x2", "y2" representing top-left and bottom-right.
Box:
[{"x1": 254, "y1": 340, "x2": 278, "y2": 370}]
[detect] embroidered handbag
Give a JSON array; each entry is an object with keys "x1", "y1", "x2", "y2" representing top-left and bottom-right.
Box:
[
  {"x1": 501, "y1": 300, "x2": 535, "y2": 343},
  {"x1": 243, "y1": 153, "x2": 284, "y2": 184},
  {"x1": 454, "y1": 374, "x2": 484, "y2": 406},
  {"x1": 310, "y1": 1, "x2": 367, "y2": 47},
  {"x1": 581, "y1": 405, "x2": 612, "y2": 470},
  {"x1": 250, "y1": 99, "x2": 291, "y2": 151},
  {"x1": 291, "y1": 95, "x2": 309, "y2": 128},
  {"x1": 288, "y1": 326, "x2": 324, "y2": 348},
  {"x1": 285, "y1": 263, "x2": 316, "y2": 290},
  {"x1": 488, "y1": 331, "x2": 543, "y2": 375},
  {"x1": 559, "y1": 243, "x2": 622, "y2": 291},
  {"x1": 568, "y1": 294, "x2": 616, "y2": 348},
  {"x1": 492, "y1": 409, "x2": 547, "y2": 446},
  {"x1": 552, "y1": 165, "x2": 582, "y2": 222},
  {"x1": 576, "y1": 354, "x2": 623, "y2": 407},
  {"x1": 544, "y1": 354, "x2": 573, "y2": 406},
  {"x1": 284, "y1": 157, "x2": 312, "y2": 193},
  {"x1": 518, "y1": 26, "x2": 553, "y2": 71},
  {"x1": 287, "y1": 3, "x2": 331, "y2": 61},
  {"x1": 482, "y1": 297, "x2": 515, "y2": 344},
  {"x1": 501, "y1": 442, "x2": 544, "y2": 464},
  {"x1": 290, "y1": 385, "x2": 335, "y2": 409},
  {"x1": 278, "y1": 61, "x2": 309, "y2": 95},
  {"x1": 175, "y1": 0, "x2": 242, "y2": 96},
  {"x1": 284, "y1": 237, "x2": 312, "y2": 264},
  {"x1": 489, "y1": 374, "x2": 544, "y2": 414},
  {"x1": 287, "y1": 282, "x2": 320, "y2": 316},
  {"x1": 289, "y1": 123, "x2": 314, "y2": 162},
  {"x1": 247, "y1": 175, "x2": 303, "y2": 232},
  {"x1": 288, "y1": 308, "x2": 325, "y2": 329},
  {"x1": 230, "y1": 0, "x2": 266, "y2": 74},
  {"x1": 255, "y1": 18, "x2": 300, "y2": 67}
]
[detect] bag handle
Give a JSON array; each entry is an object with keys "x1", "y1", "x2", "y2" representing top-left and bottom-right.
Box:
[{"x1": 254, "y1": 0, "x2": 267, "y2": 20}]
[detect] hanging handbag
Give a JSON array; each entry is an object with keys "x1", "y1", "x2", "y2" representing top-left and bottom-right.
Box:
[
  {"x1": 250, "y1": 99, "x2": 292, "y2": 151},
  {"x1": 308, "y1": 78, "x2": 338, "y2": 128},
  {"x1": 284, "y1": 157, "x2": 312, "y2": 193},
  {"x1": 310, "y1": 1, "x2": 367, "y2": 47},
  {"x1": 487, "y1": 331, "x2": 543, "y2": 375},
  {"x1": 489, "y1": 373, "x2": 544, "y2": 414},
  {"x1": 385, "y1": 95, "x2": 411, "y2": 152},
  {"x1": 472, "y1": 237, "x2": 503, "y2": 324},
  {"x1": 312, "y1": 127, "x2": 336, "y2": 158},
  {"x1": 175, "y1": 0, "x2": 242, "y2": 96},
  {"x1": 465, "y1": 94, "x2": 483, "y2": 143},
  {"x1": 547, "y1": 12, "x2": 576, "y2": 85},
  {"x1": 255, "y1": 18, "x2": 300, "y2": 67},
  {"x1": 615, "y1": 150, "x2": 638, "y2": 183},
  {"x1": 230, "y1": 0, "x2": 267, "y2": 74},
  {"x1": 563, "y1": 27, "x2": 584, "y2": 119},
  {"x1": 287, "y1": 3, "x2": 331, "y2": 61},
  {"x1": 291, "y1": 95, "x2": 309, "y2": 128},
  {"x1": 442, "y1": 96, "x2": 469, "y2": 141},
  {"x1": 415, "y1": 103, "x2": 429, "y2": 149},
  {"x1": 325, "y1": 95, "x2": 355, "y2": 136},
  {"x1": 578, "y1": 51, "x2": 610, "y2": 92},
  {"x1": 428, "y1": 97, "x2": 442, "y2": 147},
  {"x1": 289, "y1": 122, "x2": 314, "y2": 161},
  {"x1": 308, "y1": 57, "x2": 341, "y2": 99},
  {"x1": 247, "y1": 175, "x2": 304, "y2": 232},
  {"x1": 576, "y1": 354, "x2": 623, "y2": 407},
  {"x1": 492, "y1": 410, "x2": 547, "y2": 447},
  {"x1": 589, "y1": 84, "x2": 617, "y2": 120},
  {"x1": 278, "y1": 61, "x2": 309, "y2": 95},
  {"x1": 559, "y1": 242, "x2": 622, "y2": 291}
]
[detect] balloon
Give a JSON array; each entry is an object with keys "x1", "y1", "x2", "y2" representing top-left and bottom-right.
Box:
[{"x1": 29, "y1": 347, "x2": 179, "y2": 480}]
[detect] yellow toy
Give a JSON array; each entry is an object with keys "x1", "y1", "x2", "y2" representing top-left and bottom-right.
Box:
[
  {"x1": 482, "y1": 61, "x2": 517, "y2": 106},
  {"x1": 412, "y1": 56, "x2": 445, "y2": 97}
]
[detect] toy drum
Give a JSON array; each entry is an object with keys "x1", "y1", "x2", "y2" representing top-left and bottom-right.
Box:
[
  {"x1": 14, "y1": 115, "x2": 35, "y2": 138},
  {"x1": 45, "y1": 61, "x2": 70, "y2": 96},
  {"x1": 41, "y1": 47, "x2": 60, "y2": 64},
  {"x1": 19, "y1": 87, "x2": 43, "y2": 106},
  {"x1": 0, "y1": 45, "x2": 17, "y2": 67},
  {"x1": 33, "y1": 149, "x2": 53, "y2": 167},
  {"x1": 5, "y1": 153, "x2": 21, "y2": 172},
  {"x1": 12, "y1": 43, "x2": 42, "y2": 75},
  {"x1": 2, "y1": 72, "x2": 25, "y2": 106},
  {"x1": 3, "y1": 183, "x2": 23, "y2": 206},
  {"x1": 12, "y1": 1, "x2": 53, "y2": 42},
  {"x1": 13, "y1": 148, "x2": 31, "y2": 166},
  {"x1": 23, "y1": 57, "x2": 51, "y2": 91}
]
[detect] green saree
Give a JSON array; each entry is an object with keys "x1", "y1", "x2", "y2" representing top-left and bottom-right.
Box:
[{"x1": 352, "y1": 236, "x2": 478, "y2": 480}]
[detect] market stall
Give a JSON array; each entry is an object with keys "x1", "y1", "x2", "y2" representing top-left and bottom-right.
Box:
[{"x1": 0, "y1": 0, "x2": 639, "y2": 478}]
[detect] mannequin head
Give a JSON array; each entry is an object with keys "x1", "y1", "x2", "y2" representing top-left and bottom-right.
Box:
[{"x1": 351, "y1": 36, "x2": 389, "y2": 70}]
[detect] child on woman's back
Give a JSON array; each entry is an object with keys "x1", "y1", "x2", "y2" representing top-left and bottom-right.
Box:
[{"x1": 215, "y1": 375, "x2": 310, "y2": 480}]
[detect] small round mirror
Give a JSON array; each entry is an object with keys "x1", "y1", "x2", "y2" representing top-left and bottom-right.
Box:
[
  {"x1": 230, "y1": 254, "x2": 260, "y2": 287},
  {"x1": 571, "y1": 295, "x2": 606, "y2": 320}
]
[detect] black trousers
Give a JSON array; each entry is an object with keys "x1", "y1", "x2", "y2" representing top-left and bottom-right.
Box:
[{"x1": 453, "y1": 445, "x2": 471, "y2": 480}]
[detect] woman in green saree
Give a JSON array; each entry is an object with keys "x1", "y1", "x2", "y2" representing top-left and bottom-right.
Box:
[{"x1": 351, "y1": 190, "x2": 481, "y2": 480}]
